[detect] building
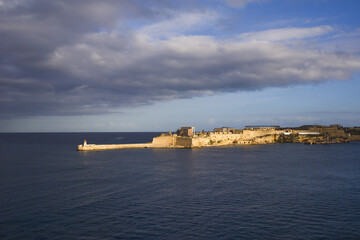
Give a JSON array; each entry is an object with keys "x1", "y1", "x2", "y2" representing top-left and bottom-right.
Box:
[
  {"x1": 245, "y1": 125, "x2": 280, "y2": 130},
  {"x1": 298, "y1": 132, "x2": 320, "y2": 135},
  {"x1": 214, "y1": 127, "x2": 235, "y2": 133},
  {"x1": 178, "y1": 127, "x2": 195, "y2": 137}
]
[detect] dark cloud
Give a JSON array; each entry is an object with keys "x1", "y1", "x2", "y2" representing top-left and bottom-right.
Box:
[{"x1": 0, "y1": 0, "x2": 359, "y2": 118}]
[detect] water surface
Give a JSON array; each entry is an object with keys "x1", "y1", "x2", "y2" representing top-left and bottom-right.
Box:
[{"x1": 0, "y1": 133, "x2": 359, "y2": 239}]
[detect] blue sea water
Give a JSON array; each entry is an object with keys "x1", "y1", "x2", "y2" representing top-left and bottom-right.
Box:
[{"x1": 0, "y1": 132, "x2": 360, "y2": 239}]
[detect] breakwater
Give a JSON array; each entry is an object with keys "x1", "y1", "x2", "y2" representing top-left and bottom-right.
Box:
[{"x1": 78, "y1": 143, "x2": 153, "y2": 151}]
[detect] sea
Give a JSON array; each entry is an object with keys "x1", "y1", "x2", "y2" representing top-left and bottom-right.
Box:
[{"x1": 0, "y1": 132, "x2": 360, "y2": 239}]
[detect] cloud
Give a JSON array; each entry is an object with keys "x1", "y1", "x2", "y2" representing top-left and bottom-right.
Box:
[
  {"x1": 238, "y1": 26, "x2": 333, "y2": 41},
  {"x1": 139, "y1": 11, "x2": 219, "y2": 38},
  {"x1": 32, "y1": 31, "x2": 360, "y2": 116},
  {"x1": 0, "y1": 0, "x2": 26, "y2": 10},
  {"x1": 223, "y1": 0, "x2": 268, "y2": 8},
  {"x1": 0, "y1": 1, "x2": 360, "y2": 118}
]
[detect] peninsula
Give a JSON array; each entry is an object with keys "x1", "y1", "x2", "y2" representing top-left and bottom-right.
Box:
[{"x1": 77, "y1": 125, "x2": 360, "y2": 151}]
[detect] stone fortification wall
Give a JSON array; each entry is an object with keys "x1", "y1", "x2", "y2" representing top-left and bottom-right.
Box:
[
  {"x1": 151, "y1": 135, "x2": 193, "y2": 148},
  {"x1": 241, "y1": 129, "x2": 280, "y2": 139},
  {"x1": 206, "y1": 130, "x2": 280, "y2": 145},
  {"x1": 151, "y1": 129, "x2": 296, "y2": 148},
  {"x1": 190, "y1": 130, "x2": 281, "y2": 147},
  {"x1": 349, "y1": 135, "x2": 360, "y2": 141},
  {"x1": 191, "y1": 136, "x2": 211, "y2": 147},
  {"x1": 204, "y1": 133, "x2": 242, "y2": 146},
  {"x1": 176, "y1": 136, "x2": 193, "y2": 148},
  {"x1": 207, "y1": 133, "x2": 242, "y2": 145},
  {"x1": 309, "y1": 126, "x2": 347, "y2": 138},
  {"x1": 152, "y1": 135, "x2": 176, "y2": 147},
  {"x1": 251, "y1": 134, "x2": 277, "y2": 144}
]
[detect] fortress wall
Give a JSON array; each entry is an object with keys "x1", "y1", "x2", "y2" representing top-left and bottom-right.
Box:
[
  {"x1": 297, "y1": 134, "x2": 323, "y2": 142},
  {"x1": 208, "y1": 133, "x2": 242, "y2": 142},
  {"x1": 175, "y1": 136, "x2": 193, "y2": 148},
  {"x1": 349, "y1": 135, "x2": 360, "y2": 141},
  {"x1": 241, "y1": 129, "x2": 279, "y2": 139},
  {"x1": 190, "y1": 138, "x2": 201, "y2": 147},
  {"x1": 192, "y1": 137, "x2": 211, "y2": 147},
  {"x1": 208, "y1": 131, "x2": 277, "y2": 142},
  {"x1": 309, "y1": 127, "x2": 347, "y2": 138},
  {"x1": 152, "y1": 135, "x2": 176, "y2": 147},
  {"x1": 191, "y1": 132, "x2": 277, "y2": 146},
  {"x1": 251, "y1": 135, "x2": 277, "y2": 144},
  {"x1": 151, "y1": 135, "x2": 209, "y2": 148},
  {"x1": 208, "y1": 134, "x2": 245, "y2": 146},
  {"x1": 206, "y1": 131, "x2": 281, "y2": 145}
]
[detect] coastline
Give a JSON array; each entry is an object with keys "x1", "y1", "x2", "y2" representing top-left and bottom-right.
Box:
[{"x1": 77, "y1": 124, "x2": 359, "y2": 151}]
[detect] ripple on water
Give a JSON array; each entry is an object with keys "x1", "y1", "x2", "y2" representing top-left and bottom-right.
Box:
[{"x1": 0, "y1": 134, "x2": 360, "y2": 239}]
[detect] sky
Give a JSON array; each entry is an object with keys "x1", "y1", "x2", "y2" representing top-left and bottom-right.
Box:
[{"x1": 0, "y1": 0, "x2": 360, "y2": 132}]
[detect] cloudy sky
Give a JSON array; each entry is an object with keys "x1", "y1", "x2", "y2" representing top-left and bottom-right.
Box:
[{"x1": 1, "y1": 0, "x2": 360, "y2": 132}]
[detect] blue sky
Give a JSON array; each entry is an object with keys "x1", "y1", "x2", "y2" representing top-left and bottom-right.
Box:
[{"x1": 0, "y1": 0, "x2": 359, "y2": 132}]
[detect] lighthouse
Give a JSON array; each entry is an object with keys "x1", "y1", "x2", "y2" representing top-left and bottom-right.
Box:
[{"x1": 84, "y1": 139, "x2": 87, "y2": 146}]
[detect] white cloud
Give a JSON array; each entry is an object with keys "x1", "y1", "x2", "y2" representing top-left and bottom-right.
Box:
[
  {"x1": 224, "y1": 0, "x2": 268, "y2": 8},
  {"x1": 47, "y1": 29, "x2": 360, "y2": 100},
  {"x1": 238, "y1": 26, "x2": 333, "y2": 42},
  {"x1": 139, "y1": 11, "x2": 219, "y2": 38}
]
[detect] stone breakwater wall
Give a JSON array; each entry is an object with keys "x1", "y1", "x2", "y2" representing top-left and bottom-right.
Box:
[
  {"x1": 78, "y1": 135, "x2": 194, "y2": 151},
  {"x1": 78, "y1": 143, "x2": 153, "y2": 151}
]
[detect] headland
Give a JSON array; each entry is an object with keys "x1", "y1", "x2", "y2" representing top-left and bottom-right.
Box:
[{"x1": 77, "y1": 124, "x2": 360, "y2": 151}]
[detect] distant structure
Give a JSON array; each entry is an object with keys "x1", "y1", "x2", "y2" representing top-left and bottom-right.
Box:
[
  {"x1": 330, "y1": 124, "x2": 343, "y2": 129},
  {"x1": 214, "y1": 127, "x2": 235, "y2": 133},
  {"x1": 298, "y1": 132, "x2": 320, "y2": 135},
  {"x1": 280, "y1": 131, "x2": 292, "y2": 135},
  {"x1": 177, "y1": 127, "x2": 195, "y2": 137},
  {"x1": 245, "y1": 125, "x2": 280, "y2": 130},
  {"x1": 296, "y1": 125, "x2": 326, "y2": 130}
]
